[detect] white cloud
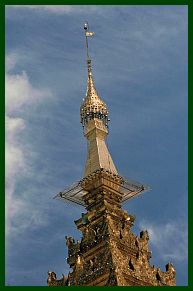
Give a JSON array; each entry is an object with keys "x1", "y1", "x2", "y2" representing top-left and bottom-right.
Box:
[
  {"x1": 5, "y1": 70, "x2": 50, "y2": 114},
  {"x1": 6, "y1": 116, "x2": 26, "y2": 180},
  {"x1": 5, "y1": 54, "x2": 52, "y2": 235},
  {"x1": 5, "y1": 53, "x2": 18, "y2": 72},
  {"x1": 5, "y1": 115, "x2": 28, "y2": 233},
  {"x1": 6, "y1": 5, "x2": 99, "y2": 15},
  {"x1": 139, "y1": 219, "x2": 188, "y2": 262}
]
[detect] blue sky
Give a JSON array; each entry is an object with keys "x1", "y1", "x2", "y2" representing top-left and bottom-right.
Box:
[{"x1": 5, "y1": 5, "x2": 188, "y2": 286}]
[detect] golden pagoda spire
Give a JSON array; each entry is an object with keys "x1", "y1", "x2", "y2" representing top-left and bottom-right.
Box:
[
  {"x1": 80, "y1": 22, "x2": 118, "y2": 177},
  {"x1": 49, "y1": 24, "x2": 176, "y2": 287}
]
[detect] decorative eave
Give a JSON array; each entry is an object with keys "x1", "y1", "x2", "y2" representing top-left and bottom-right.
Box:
[{"x1": 54, "y1": 169, "x2": 150, "y2": 207}]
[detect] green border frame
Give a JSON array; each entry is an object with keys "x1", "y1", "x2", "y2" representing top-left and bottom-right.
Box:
[{"x1": 2, "y1": 0, "x2": 191, "y2": 289}]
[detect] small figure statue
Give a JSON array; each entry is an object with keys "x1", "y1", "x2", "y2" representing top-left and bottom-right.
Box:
[
  {"x1": 47, "y1": 271, "x2": 57, "y2": 286},
  {"x1": 62, "y1": 274, "x2": 69, "y2": 286},
  {"x1": 166, "y1": 262, "x2": 176, "y2": 277},
  {"x1": 140, "y1": 230, "x2": 149, "y2": 241},
  {"x1": 139, "y1": 230, "x2": 149, "y2": 253},
  {"x1": 82, "y1": 213, "x2": 89, "y2": 225},
  {"x1": 65, "y1": 236, "x2": 75, "y2": 248}
]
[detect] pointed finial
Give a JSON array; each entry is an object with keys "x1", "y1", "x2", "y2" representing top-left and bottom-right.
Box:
[
  {"x1": 84, "y1": 21, "x2": 89, "y2": 60},
  {"x1": 84, "y1": 21, "x2": 94, "y2": 72}
]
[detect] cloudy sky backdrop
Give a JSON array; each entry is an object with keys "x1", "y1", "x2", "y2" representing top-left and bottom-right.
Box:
[{"x1": 5, "y1": 5, "x2": 188, "y2": 286}]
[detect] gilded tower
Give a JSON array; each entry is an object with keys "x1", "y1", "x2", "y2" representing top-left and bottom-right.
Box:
[{"x1": 47, "y1": 23, "x2": 176, "y2": 286}]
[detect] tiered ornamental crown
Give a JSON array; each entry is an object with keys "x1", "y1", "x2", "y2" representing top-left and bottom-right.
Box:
[{"x1": 80, "y1": 60, "x2": 109, "y2": 130}]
